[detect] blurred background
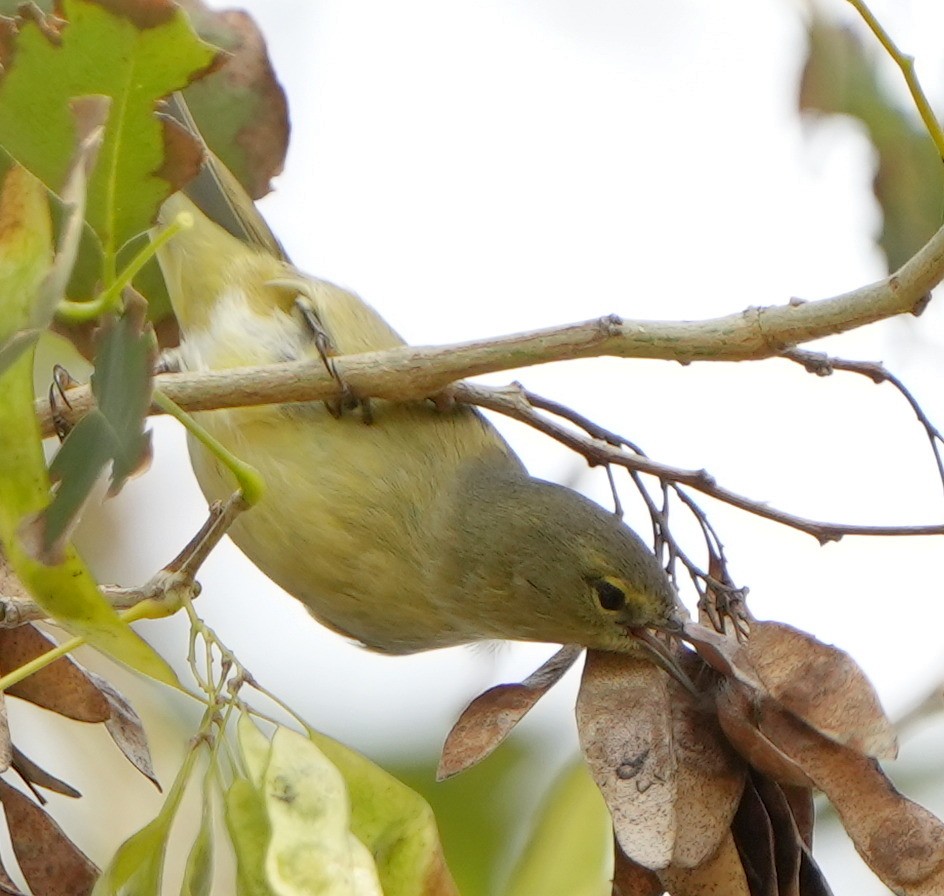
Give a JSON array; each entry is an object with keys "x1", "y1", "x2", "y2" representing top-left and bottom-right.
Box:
[{"x1": 18, "y1": 0, "x2": 944, "y2": 892}]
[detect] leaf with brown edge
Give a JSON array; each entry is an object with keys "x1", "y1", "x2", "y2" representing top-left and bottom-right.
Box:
[
  {"x1": 577, "y1": 650, "x2": 745, "y2": 872},
  {"x1": 437, "y1": 645, "x2": 581, "y2": 780},
  {"x1": 87, "y1": 669, "x2": 160, "y2": 789},
  {"x1": 0, "y1": 778, "x2": 98, "y2": 896},
  {"x1": 658, "y1": 832, "x2": 751, "y2": 896},
  {"x1": 740, "y1": 622, "x2": 897, "y2": 761},
  {"x1": 758, "y1": 702, "x2": 944, "y2": 896},
  {"x1": 716, "y1": 681, "x2": 813, "y2": 789},
  {"x1": 176, "y1": 0, "x2": 289, "y2": 199},
  {"x1": 12, "y1": 745, "x2": 81, "y2": 800},
  {"x1": 0, "y1": 625, "x2": 110, "y2": 722}
]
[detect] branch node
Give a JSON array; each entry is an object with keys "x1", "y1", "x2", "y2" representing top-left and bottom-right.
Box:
[
  {"x1": 911, "y1": 291, "x2": 933, "y2": 317},
  {"x1": 599, "y1": 314, "x2": 623, "y2": 336}
]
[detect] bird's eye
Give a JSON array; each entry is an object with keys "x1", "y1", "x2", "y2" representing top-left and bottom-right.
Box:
[{"x1": 591, "y1": 578, "x2": 627, "y2": 612}]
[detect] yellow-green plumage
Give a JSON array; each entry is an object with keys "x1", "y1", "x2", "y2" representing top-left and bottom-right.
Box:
[{"x1": 156, "y1": 192, "x2": 680, "y2": 654}]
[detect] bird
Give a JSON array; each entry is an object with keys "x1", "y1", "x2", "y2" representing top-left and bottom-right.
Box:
[{"x1": 153, "y1": 151, "x2": 683, "y2": 658}]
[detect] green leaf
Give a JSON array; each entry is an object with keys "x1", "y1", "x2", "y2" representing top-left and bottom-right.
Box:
[
  {"x1": 225, "y1": 777, "x2": 274, "y2": 896},
  {"x1": 262, "y1": 726, "x2": 382, "y2": 895},
  {"x1": 236, "y1": 712, "x2": 273, "y2": 788},
  {"x1": 0, "y1": 165, "x2": 178, "y2": 687},
  {"x1": 39, "y1": 295, "x2": 154, "y2": 552},
  {"x1": 391, "y1": 742, "x2": 535, "y2": 896},
  {"x1": 93, "y1": 745, "x2": 201, "y2": 896},
  {"x1": 310, "y1": 730, "x2": 460, "y2": 896},
  {"x1": 0, "y1": 0, "x2": 216, "y2": 276},
  {"x1": 799, "y1": 16, "x2": 944, "y2": 271},
  {"x1": 502, "y1": 759, "x2": 612, "y2": 896},
  {"x1": 180, "y1": 785, "x2": 214, "y2": 896},
  {"x1": 175, "y1": 0, "x2": 289, "y2": 200}
]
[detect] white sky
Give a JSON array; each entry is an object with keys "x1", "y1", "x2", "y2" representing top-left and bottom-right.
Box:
[{"x1": 62, "y1": 0, "x2": 944, "y2": 890}]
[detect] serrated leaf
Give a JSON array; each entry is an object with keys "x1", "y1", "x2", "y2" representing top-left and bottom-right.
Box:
[
  {"x1": 176, "y1": 0, "x2": 289, "y2": 199},
  {"x1": 503, "y1": 759, "x2": 611, "y2": 896},
  {"x1": 91, "y1": 295, "x2": 155, "y2": 490},
  {"x1": 310, "y1": 730, "x2": 460, "y2": 896},
  {"x1": 0, "y1": 778, "x2": 98, "y2": 896},
  {"x1": 0, "y1": 165, "x2": 178, "y2": 687},
  {"x1": 0, "y1": 0, "x2": 217, "y2": 262},
  {"x1": 35, "y1": 294, "x2": 155, "y2": 557}
]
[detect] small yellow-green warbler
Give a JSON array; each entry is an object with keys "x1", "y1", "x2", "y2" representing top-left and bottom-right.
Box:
[{"x1": 155, "y1": 183, "x2": 682, "y2": 655}]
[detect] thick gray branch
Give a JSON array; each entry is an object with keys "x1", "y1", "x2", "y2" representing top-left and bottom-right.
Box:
[{"x1": 36, "y1": 221, "x2": 944, "y2": 436}]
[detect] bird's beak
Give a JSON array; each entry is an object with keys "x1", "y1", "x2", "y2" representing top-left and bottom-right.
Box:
[{"x1": 627, "y1": 625, "x2": 701, "y2": 700}]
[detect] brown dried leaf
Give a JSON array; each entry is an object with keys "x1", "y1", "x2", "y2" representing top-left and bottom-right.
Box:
[
  {"x1": 759, "y1": 703, "x2": 944, "y2": 895},
  {"x1": 750, "y1": 775, "x2": 805, "y2": 896},
  {"x1": 798, "y1": 848, "x2": 834, "y2": 896},
  {"x1": 670, "y1": 657, "x2": 746, "y2": 869},
  {"x1": 683, "y1": 622, "x2": 763, "y2": 691},
  {"x1": 612, "y1": 842, "x2": 663, "y2": 896},
  {"x1": 12, "y1": 745, "x2": 81, "y2": 799},
  {"x1": 780, "y1": 784, "x2": 815, "y2": 850},
  {"x1": 741, "y1": 622, "x2": 897, "y2": 761},
  {"x1": 577, "y1": 650, "x2": 745, "y2": 871},
  {"x1": 730, "y1": 777, "x2": 777, "y2": 896},
  {"x1": 437, "y1": 645, "x2": 581, "y2": 780},
  {"x1": 0, "y1": 778, "x2": 98, "y2": 896},
  {"x1": 156, "y1": 114, "x2": 206, "y2": 198},
  {"x1": 87, "y1": 670, "x2": 159, "y2": 788},
  {"x1": 0, "y1": 851, "x2": 25, "y2": 896},
  {"x1": 578, "y1": 652, "x2": 676, "y2": 870},
  {"x1": 716, "y1": 682, "x2": 813, "y2": 789},
  {"x1": 0, "y1": 625, "x2": 109, "y2": 722},
  {"x1": 659, "y1": 832, "x2": 751, "y2": 896}
]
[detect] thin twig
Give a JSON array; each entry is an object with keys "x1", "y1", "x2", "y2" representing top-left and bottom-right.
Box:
[
  {"x1": 0, "y1": 493, "x2": 248, "y2": 627},
  {"x1": 783, "y1": 347, "x2": 944, "y2": 497},
  {"x1": 846, "y1": 0, "x2": 944, "y2": 159},
  {"x1": 456, "y1": 381, "x2": 944, "y2": 544}
]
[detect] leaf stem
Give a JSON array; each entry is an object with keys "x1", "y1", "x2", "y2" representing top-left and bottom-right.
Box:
[
  {"x1": 846, "y1": 0, "x2": 944, "y2": 159},
  {"x1": 151, "y1": 388, "x2": 265, "y2": 506},
  {"x1": 56, "y1": 210, "x2": 194, "y2": 324}
]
